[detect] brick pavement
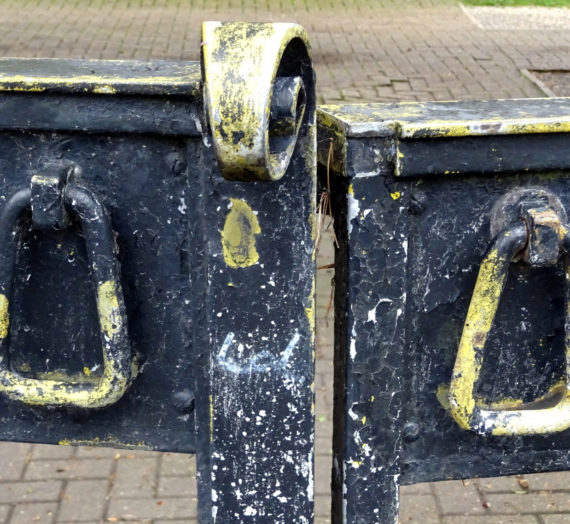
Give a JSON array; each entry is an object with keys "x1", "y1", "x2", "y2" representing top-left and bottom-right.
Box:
[{"x1": 0, "y1": 0, "x2": 568, "y2": 522}]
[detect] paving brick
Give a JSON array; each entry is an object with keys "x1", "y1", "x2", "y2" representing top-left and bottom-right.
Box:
[
  {"x1": 31, "y1": 445, "x2": 75, "y2": 461},
  {"x1": 0, "y1": 442, "x2": 30, "y2": 481},
  {"x1": 157, "y1": 475, "x2": 197, "y2": 498},
  {"x1": 74, "y1": 447, "x2": 119, "y2": 459},
  {"x1": 543, "y1": 515, "x2": 570, "y2": 524},
  {"x1": 58, "y1": 480, "x2": 108, "y2": 522},
  {"x1": 10, "y1": 501, "x2": 57, "y2": 524},
  {"x1": 113, "y1": 456, "x2": 158, "y2": 497},
  {"x1": 315, "y1": 493, "x2": 331, "y2": 521},
  {"x1": 108, "y1": 497, "x2": 197, "y2": 520},
  {"x1": 160, "y1": 453, "x2": 195, "y2": 477},
  {"x1": 0, "y1": 480, "x2": 62, "y2": 504},
  {"x1": 399, "y1": 493, "x2": 440, "y2": 523},
  {"x1": 522, "y1": 471, "x2": 570, "y2": 491},
  {"x1": 484, "y1": 492, "x2": 570, "y2": 514},
  {"x1": 442, "y1": 516, "x2": 539, "y2": 524},
  {"x1": 432, "y1": 479, "x2": 485, "y2": 515},
  {"x1": 476, "y1": 475, "x2": 528, "y2": 493},
  {"x1": 24, "y1": 458, "x2": 113, "y2": 481},
  {"x1": 400, "y1": 482, "x2": 433, "y2": 496}
]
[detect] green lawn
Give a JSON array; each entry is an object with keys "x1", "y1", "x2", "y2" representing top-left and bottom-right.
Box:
[{"x1": 463, "y1": 0, "x2": 570, "y2": 5}]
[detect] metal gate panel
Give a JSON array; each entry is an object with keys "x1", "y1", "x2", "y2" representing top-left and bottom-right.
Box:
[
  {"x1": 0, "y1": 22, "x2": 316, "y2": 523},
  {"x1": 318, "y1": 98, "x2": 570, "y2": 523}
]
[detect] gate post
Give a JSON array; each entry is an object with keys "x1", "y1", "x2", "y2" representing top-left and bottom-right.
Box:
[{"x1": 195, "y1": 22, "x2": 317, "y2": 523}]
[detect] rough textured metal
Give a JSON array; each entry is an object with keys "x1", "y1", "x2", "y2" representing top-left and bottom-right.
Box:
[
  {"x1": 318, "y1": 98, "x2": 570, "y2": 523},
  {"x1": 0, "y1": 22, "x2": 316, "y2": 523}
]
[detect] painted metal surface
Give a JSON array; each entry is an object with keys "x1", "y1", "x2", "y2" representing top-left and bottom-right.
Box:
[
  {"x1": 0, "y1": 21, "x2": 316, "y2": 523},
  {"x1": 0, "y1": 178, "x2": 131, "y2": 408},
  {"x1": 202, "y1": 22, "x2": 311, "y2": 181},
  {"x1": 318, "y1": 98, "x2": 570, "y2": 523}
]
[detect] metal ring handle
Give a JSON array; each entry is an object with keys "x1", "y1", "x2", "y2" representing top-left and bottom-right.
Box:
[
  {"x1": 0, "y1": 184, "x2": 131, "y2": 408},
  {"x1": 448, "y1": 220, "x2": 570, "y2": 436}
]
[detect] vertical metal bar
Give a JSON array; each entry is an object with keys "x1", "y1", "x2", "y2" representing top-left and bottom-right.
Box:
[
  {"x1": 331, "y1": 148, "x2": 410, "y2": 523},
  {"x1": 195, "y1": 22, "x2": 317, "y2": 523}
]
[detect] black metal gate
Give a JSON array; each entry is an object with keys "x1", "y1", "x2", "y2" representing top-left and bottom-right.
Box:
[
  {"x1": 0, "y1": 21, "x2": 316, "y2": 523},
  {"x1": 318, "y1": 99, "x2": 570, "y2": 523}
]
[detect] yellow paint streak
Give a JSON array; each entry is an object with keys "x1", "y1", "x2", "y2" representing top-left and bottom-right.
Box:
[
  {"x1": 0, "y1": 294, "x2": 9, "y2": 339},
  {"x1": 390, "y1": 191, "x2": 401, "y2": 200},
  {"x1": 348, "y1": 184, "x2": 354, "y2": 195},
  {"x1": 361, "y1": 416, "x2": 366, "y2": 425},
  {"x1": 58, "y1": 437, "x2": 151, "y2": 450},
  {"x1": 97, "y1": 280, "x2": 121, "y2": 340},
  {"x1": 92, "y1": 84, "x2": 117, "y2": 94},
  {"x1": 305, "y1": 280, "x2": 316, "y2": 346},
  {"x1": 0, "y1": 73, "x2": 198, "y2": 94},
  {"x1": 221, "y1": 199, "x2": 261, "y2": 269},
  {"x1": 402, "y1": 119, "x2": 570, "y2": 139},
  {"x1": 449, "y1": 248, "x2": 505, "y2": 430}
]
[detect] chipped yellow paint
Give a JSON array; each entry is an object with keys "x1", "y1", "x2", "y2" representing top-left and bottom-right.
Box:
[
  {"x1": 437, "y1": 382, "x2": 565, "y2": 412},
  {"x1": 436, "y1": 384, "x2": 451, "y2": 410},
  {"x1": 19, "y1": 363, "x2": 31, "y2": 373},
  {"x1": 449, "y1": 248, "x2": 505, "y2": 430},
  {"x1": 92, "y1": 84, "x2": 117, "y2": 95},
  {"x1": 221, "y1": 199, "x2": 261, "y2": 269},
  {"x1": 58, "y1": 437, "x2": 151, "y2": 450},
  {"x1": 83, "y1": 367, "x2": 91, "y2": 377},
  {"x1": 351, "y1": 460, "x2": 363, "y2": 468},
  {"x1": 318, "y1": 100, "x2": 570, "y2": 140},
  {"x1": 0, "y1": 364, "x2": 127, "y2": 408},
  {"x1": 361, "y1": 416, "x2": 366, "y2": 425},
  {"x1": 348, "y1": 184, "x2": 354, "y2": 195},
  {"x1": 390, "y1": 191, "x2": 401, "y2": 200},
  {"x1": 397, "y1": 151, "x2": 404, "y2": 158},
  {"x1": 0, "y1": 294, "x2": 9, "y2": 339},
  {"x1": 305, "y1": 280, "x2": 316, "y2": 346},
  {"x1": 0, "y1": 279, "x2": 129, "y2": 408},
  {"x1": 0, "y1": 71, "x2": 200, "y2": 95},
  {"x1": 370, "y1": 395, "x2": 375, "y2": 403},
  {"x1": 449, "y1": 238, "x2": 570, "y2": 436},
  {"x1": 403, "y1": 119, "x2": 570, "y2": 139},
  {"x1": 97, "y1": 280, "x2": 121, "y2": 340},
  {"x1": 202, "y1": 22, "x2": 311, "y2": 181}
]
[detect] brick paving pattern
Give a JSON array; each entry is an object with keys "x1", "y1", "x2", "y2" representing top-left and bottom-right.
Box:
[{"x1": 0, "y1": 0, "x2": 568, "y2": 522}]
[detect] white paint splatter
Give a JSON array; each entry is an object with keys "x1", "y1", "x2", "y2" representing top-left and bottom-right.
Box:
[
  {"x1": 347, "y1": 192, "x2": 360, "y2": 235},
  {"x1": 216, "y1": 331, "x2": 301, "y2": 374},
  {"x1": 355, "y1": 170, "x2": 378, "y2": 178},
  {"x1": 349, "y1": 325, "x2": 357, "y2": 360}
]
